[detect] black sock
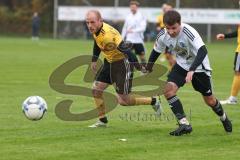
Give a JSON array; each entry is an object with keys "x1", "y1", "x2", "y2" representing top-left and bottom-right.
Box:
[
  {"x1": 211, "y1": 100, "x2": 224, "y2": 117},
  {"x1": 99, "y1": 117, "x2": 108, "y2": 123},
  {"x1": 167, "y1": 95, "x2": 186, "y2": 120},
  {"x1": 151, "y1": 97, "x2": 156, "y2": 105}
]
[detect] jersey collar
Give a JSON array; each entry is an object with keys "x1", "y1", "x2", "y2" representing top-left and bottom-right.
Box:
[{"x1": 95, "y1": 23, "x2": 104, "y2": 36}]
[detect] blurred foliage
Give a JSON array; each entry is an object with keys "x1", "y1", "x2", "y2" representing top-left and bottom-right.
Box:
[
  {"x1": 0, "y1": 0, "x2": 239, "y2": 36},
  {"x1": 0, "y1": 0, "x2": 53, "y2": 36},
  {"x1": 58, "y1": 0, "x2": 240, "y2": 8}
]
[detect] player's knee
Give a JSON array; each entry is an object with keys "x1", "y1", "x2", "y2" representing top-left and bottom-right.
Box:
[
  {"x1": 204, "y1": 96, "x2": 217, "y2": 107},
  {"x1": 117, "y1": 96, "x2": 131, "y2": 106},
  {"x1": 118, "y1": 99, "x2": 128, "y2": 106},
  {"x1": 207, "y1": 100, "x2": 216, "y2": 107},
  {"x1": 164, "y1": 82, "x2": 177, "y2": 98}
]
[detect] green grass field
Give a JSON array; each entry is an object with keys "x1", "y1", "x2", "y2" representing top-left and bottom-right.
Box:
[{"x1": 0, "y1": 37, "x2": 240, "y2": 160}]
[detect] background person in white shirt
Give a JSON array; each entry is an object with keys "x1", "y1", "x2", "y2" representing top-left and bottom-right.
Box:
[
  {"x1": 121, "y1": 0, "x2": 147, "y2": 64},
  {"x1": 146, "y1": 10, "x2": 232, "y2": 136}
]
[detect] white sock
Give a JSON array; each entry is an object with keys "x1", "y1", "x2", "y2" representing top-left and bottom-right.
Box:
[
  {"x1": 220, "y1": 113, "x2": 227, "y2": 121},
  {"x1": 179, "y1": 117, "x2": 190, "y2": 125}
]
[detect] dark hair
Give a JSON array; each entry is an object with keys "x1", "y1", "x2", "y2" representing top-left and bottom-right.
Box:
[{"x1": 163, "y1": 10, "x2": 181, "y2": 26}]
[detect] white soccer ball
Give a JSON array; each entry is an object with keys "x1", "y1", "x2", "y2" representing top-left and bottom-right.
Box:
[{"x1": 22, "y1": 96, "x2": 47, "y2": 120}]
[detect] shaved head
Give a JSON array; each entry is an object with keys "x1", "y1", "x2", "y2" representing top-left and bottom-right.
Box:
[
  {"x1": 85, "y1": 10, "x2": 103, "y2": 34},
  {"x1": 86, "y1": 10, "x2": 102, "y2": 20}
]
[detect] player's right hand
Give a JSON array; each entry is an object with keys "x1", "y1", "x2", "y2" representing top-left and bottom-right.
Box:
[
  {"x1": 185, "y1": 71, "x2": 194, "y2": 83},
  {"x1": 134, "y1": 63, "x2": 142, "y2": 71},
  {"x1": 91, "y1": 62, "x2": 97, "y2": 74},
  {"x1": 216, "y1": 34, "x2": 225, "y2": 40},
  {"x1": 145, "y1": 63, "x2": 153, "y2": 73}
]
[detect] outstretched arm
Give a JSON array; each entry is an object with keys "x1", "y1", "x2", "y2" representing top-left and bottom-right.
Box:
[
  {"x1": 146, "y1": 49, "x2": 162, "y2": 72},
  {"x1": 118, "y1": 41, "x2": 141, "y2": 70},
  {"x1": 224, "y1": 30, "x2": 238, "y2": 39},
  {"x1": 216, "y1": 30, "x2": 238, "y2": 40}
]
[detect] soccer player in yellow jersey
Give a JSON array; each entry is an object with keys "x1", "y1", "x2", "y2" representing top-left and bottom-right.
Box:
[
  {"x1": 156, "y1": 3, "x2": 176, "y2": 68},
  {"x1": 216, "y1": 25, "x2": 240, "y2": 105},
  {"x1": 85, "y1": 10, "x2": 161, "y2": 128}
]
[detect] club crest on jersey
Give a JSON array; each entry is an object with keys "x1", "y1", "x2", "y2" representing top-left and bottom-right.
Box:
[
  {"x1": 179, "y1": 42, "x2": 186, "y2": 48},
  {"x1": 104, "y1": 42, "x2": 117, "y2": 51},
  {"x1": 174, "y1": 45, "x2": 188, "y2": 57}
]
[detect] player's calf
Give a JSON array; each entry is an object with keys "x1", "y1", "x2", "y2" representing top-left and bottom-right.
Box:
[
  {"x1": 206, "y1": 97, "x2": 233, "y2": 133},
  {"x1": 164, "y1": 83, "x2": 192, "y2": 136},
  {"x1": 117, "y1": 94, "x2": 162, "y2": 115}
]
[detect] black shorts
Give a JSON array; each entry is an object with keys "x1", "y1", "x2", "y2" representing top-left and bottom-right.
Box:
[
  {"x1": 233, "y1": 52, "x2": 240, "y2": 71},
  {"x1": 132, "y1": 43, "x2": 145, "y2": 55},
  {"x1": 167, "y1": 64, "x2": 213, "y2": 96},
  {"x1": 95, "y1": 59, "x2": 133, "y2": 94}
]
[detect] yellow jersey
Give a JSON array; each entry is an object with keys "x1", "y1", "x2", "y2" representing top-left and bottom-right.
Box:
[
  {"x1": 236, "y1": 25, "x2": 240, "y2": 52},
  {"x1": 156, "y1": 14, "x2": 165, "y2": 29},
  {"x1": 93, "y1": 23, "x2": 125, "y2": 63}
]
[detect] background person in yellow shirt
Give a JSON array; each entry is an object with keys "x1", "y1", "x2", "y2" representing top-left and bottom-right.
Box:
[
  {"x1": 216, "y1": 25, "x2": 240, "y2": 105},
  {"x1": 156, "y1": 3, "x2": 173, "y2": 31},
  {"x1": 156, "y1": 3, "x2": 175, "y2": 68}
]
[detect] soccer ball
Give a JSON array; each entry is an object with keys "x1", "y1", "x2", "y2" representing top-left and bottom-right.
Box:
[{"x1": 22, "y1": 96, "x2": 47, "y2": 120}]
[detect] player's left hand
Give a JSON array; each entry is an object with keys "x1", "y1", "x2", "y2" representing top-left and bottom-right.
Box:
[
  {"x1": 133, "y1": 62, "x2": 142, "y2": 71},
  {"x1": 91, "y1": 62, "x2": 98, "y2": 74},
  {"x1": 141, "y1": 65, "x2": 148, "y2": 74},
  {"x1": 185, "y1": 71, "x2": 194, "y2": 83}
]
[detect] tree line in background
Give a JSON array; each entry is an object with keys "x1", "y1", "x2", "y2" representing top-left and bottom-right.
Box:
[
  {"x1": 0, "y1": 0, "x2": 53, "y2": 36},
  {"x1": 0, "y1": 0, "x2": 238, "y2": 37},
  {"x1": 60, "y1": 0, "x2": 239, "y2": 8}
]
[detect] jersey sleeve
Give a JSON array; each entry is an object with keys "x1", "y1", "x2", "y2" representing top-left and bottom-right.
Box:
[
  {"x1": 224, "y1": 30, "x2": 238, "y2": 38},
  {"x1": 92, "y1": 40, "x2": 101, "y2": 62},
  {"x1": 184, "y1": 26, "x2": 205, "y2": 54},
  {"x1": 192, "y1": 35, "x2": 205, "y2": 51},
  {"x1": 153, "y1": 30, "x2": 166, "y2": 53}
]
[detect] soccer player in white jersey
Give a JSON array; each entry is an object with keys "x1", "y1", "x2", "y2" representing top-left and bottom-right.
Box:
[
  {"x1": 146, "y1": 10, "x2": 232, "y2": 136},
  {"x1": 121, "y1": 0, "x2": 147, "y2": 64}
]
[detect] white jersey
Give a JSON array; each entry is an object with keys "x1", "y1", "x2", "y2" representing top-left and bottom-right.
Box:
[
  {"x1": 154, "y1": 23, "x2": 212, "y2": 75},
  {"x1": 121, "y1": 11, "x2": 147, "y2": 44}
]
